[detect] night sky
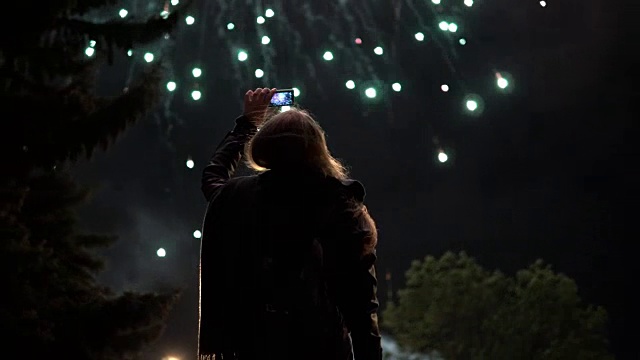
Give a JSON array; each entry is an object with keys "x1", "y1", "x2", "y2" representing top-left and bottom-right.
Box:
[{"x1": 71, "y1": 0, "x2": 636, "y2": 359}]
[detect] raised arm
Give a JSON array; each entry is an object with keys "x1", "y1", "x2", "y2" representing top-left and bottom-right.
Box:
[
  {"x1": 201, "y1": 116, "x2": 256, "y2": 202},
  {"x1": 201, "y1": 87, "x2": 277, "y2": 202}
]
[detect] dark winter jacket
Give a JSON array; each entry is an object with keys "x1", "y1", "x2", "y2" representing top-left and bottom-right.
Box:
[{"x1": 197, "y1": 116, "x2": 382, "y2": 360}]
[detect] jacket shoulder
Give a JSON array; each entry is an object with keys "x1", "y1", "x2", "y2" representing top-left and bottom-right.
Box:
[
  {"x1": 230, "y1": 174, "x2": 261, "y2": 185},
  {"x1": 332, "y1": 178, "x2": 366, "y2": 203},
  {"x1": 214, "y1": 174, "x2": 260, "y2": 198}
]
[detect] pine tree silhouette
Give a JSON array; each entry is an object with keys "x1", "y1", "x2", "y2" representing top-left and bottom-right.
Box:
[{"x1": 0, "y1": 0, "x2": 191, "y2": 358}]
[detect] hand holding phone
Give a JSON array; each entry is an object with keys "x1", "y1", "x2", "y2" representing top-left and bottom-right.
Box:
[
  {"x1": 269, "y1": 89, "x2": 295, "y2": 107},
  {"x1": 244, "y1": 88, "x2": 277, "y2": 126}
]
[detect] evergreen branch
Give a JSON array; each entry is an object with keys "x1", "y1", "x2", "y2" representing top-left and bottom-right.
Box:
[
  {"x1": 74, "y1": 233, "x2": 118, "y2": 248},
  {"x1": 59, "y1": 9, "x2": 182, "y2": 52},
  {"x1": 0, "y1": 61, "x2": 164, "y2": 170},
  {"x1": 67, "y1": 0, "x2": 120, "y2": 16},
  {"x1": 0, "y1": 51, "x2": 102, "y2": 95},
  {"x1": 87, "y1": 291, "x2": 181, "y2": 355},
  {"x1": 63, "y1": 255, "x2": 105, "y2": 285},
  {"x1": 110, "y1": 291, "x2": 181, "y2": 330},
  {"x1": 12, "y1": 50, "x2": 103, "y2": 91},
  {"x1": 65, "y1": 62, "x2": 166, "y2": 161}
]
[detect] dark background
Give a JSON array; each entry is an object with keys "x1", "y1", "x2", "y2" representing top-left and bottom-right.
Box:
[{"x1": 72, "y1": 0, "x2": 637, "y2": 359}]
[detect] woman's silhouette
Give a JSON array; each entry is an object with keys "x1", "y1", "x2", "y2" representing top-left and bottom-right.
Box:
[{"x1": 198, "y1": 88, "x2": 382, "y2": 360}]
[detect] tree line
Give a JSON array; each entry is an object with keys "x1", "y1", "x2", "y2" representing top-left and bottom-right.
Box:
[{"x1": 382, "y1": 252, "x2": 613, "y2": 360}]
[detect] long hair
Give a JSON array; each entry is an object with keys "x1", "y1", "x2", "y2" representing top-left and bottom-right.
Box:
[
  {"x1": 245, "y1": 107, "x2": 377, "y2": 253},
  {"x1": 244, "y1": 107, "x2": 349, "y2": 180}
]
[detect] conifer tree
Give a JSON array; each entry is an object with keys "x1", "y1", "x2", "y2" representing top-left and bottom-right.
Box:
[{"x1": 0, "y1": 0, "x2": 190, "y2": 357}]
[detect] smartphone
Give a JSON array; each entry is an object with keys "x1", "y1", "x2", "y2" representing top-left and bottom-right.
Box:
[{"x1": 269, "y1": 89, "x2": 295, "y2": 107}]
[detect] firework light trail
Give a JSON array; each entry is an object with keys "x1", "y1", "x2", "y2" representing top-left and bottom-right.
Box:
[
  {"x1": 195, "y1": 0, "x2": 467, "y2": 100},
  {"x1": 164, "y1": 0, "x2": 503, "y2": 159},
  {"x1": 92, "y1": 0, "x2": 514, "y2": 162}
]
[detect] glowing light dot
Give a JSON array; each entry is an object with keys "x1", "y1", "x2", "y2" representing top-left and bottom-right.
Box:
[
  {"x1": 256, "y1": 16, "x2": 265, "y2": 24},
  {"x1": 448, "y1": 23, "x2": 458, "y2": 32},
  {"x1": 171, "y1": 0, "x2": 179, "y2": 5},
  {"x1": 392, "y1": 83, "x2": 402, "y2": 92},
  {"x1": 355, "y1": 38, "x2": 362, "y2": 44},
  {"x1": 415, "y1": 32, "x2": 425, "y2": 41},
  {"x1": 157, "y1": 248, "x2": 166, "y2": 257},
  {"x1": 441, "y1": 84, "x2": 450, "y2": 92},
  {"x1": 374, "y1": 46, "x2": 384, "y2": 55},
  {"x1": 166, "y1": 81, "x2": 177, "y2": 91},
  {"x1": 127, "y1": 49, "x2": 133, "y2": 56},
  {"x1": 497, "y1": 77, "x2": 509, "y2": 89},
  {"x1": 192, "y1": 68, "x2": 202, "y2": 78},
  {"x1": 439, "y1": 21, "x2": 449, "y2": 31},
  {"x1": 293, "y1": 88, "x2": 301, "y2": 97},
  {"x1": 191, "y1": 90, "x2": 202, "y2": 101},
  {"x1": 464, "y1": 0, "x2": 474, "y2": 6},
  {"x1": 459, "y1": 38, "x2": 467, "y2": 45},
  {"x1": 144, "y1": 52, "x2": 154, "y2": 62},
  {"x1": 365, "y1": 88, "x2": 377, "y2": 98},
  {"x1": 119, "y1": 9, "x2": 128, "y2": 18},
  {"x1": 466, "y1": 100, "x2": 478, "y2": 111},
  {"x1": 160, "y1": 10, "x2": 169, "y2": 19},
  {"x1": 540, "y1": 1, "x2": 547, "y2": 7},
  {"x1": 346, "y1": 80, "x2": 356, "y2": 89},
  {"x1": 186, "y1": 159, "x2": 194, "y2": 168},
  {"x1": 432, "y1": 0, "x2": 441, "y2": 4},
  {"x1": 238, "y1": 51, "x2": 248, "y2": 61},
  {"x1": 193, "y1": 230, "x2": 202, "y2": 239},
  {"x1": 261, "y1": 36, "x2": 271, "y2": 44},
  {"x1": 323, "y1": 51, "x2": 334, "y2": 61},
  {"x1": 85, "y1": 47, "x2": 95, "y2": 57},
  {"x1": 265, "y1": 9, "x2": 275, "y2": 17},
  {"x1": 255, "y1": 69, "x2": 264, "y2": 78},
  {"x1": 438, "y1": 151, "x2": 449, "y2": 163},
  {"x1": 280, "y1": 106, "x2": 291, "y2": 112},
  {"x1": 185, "y1": 16, "x2": 195, "y2": 25},
  {"x1": 227, "y1": 22, "x2": 235, "y2": 30}
]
